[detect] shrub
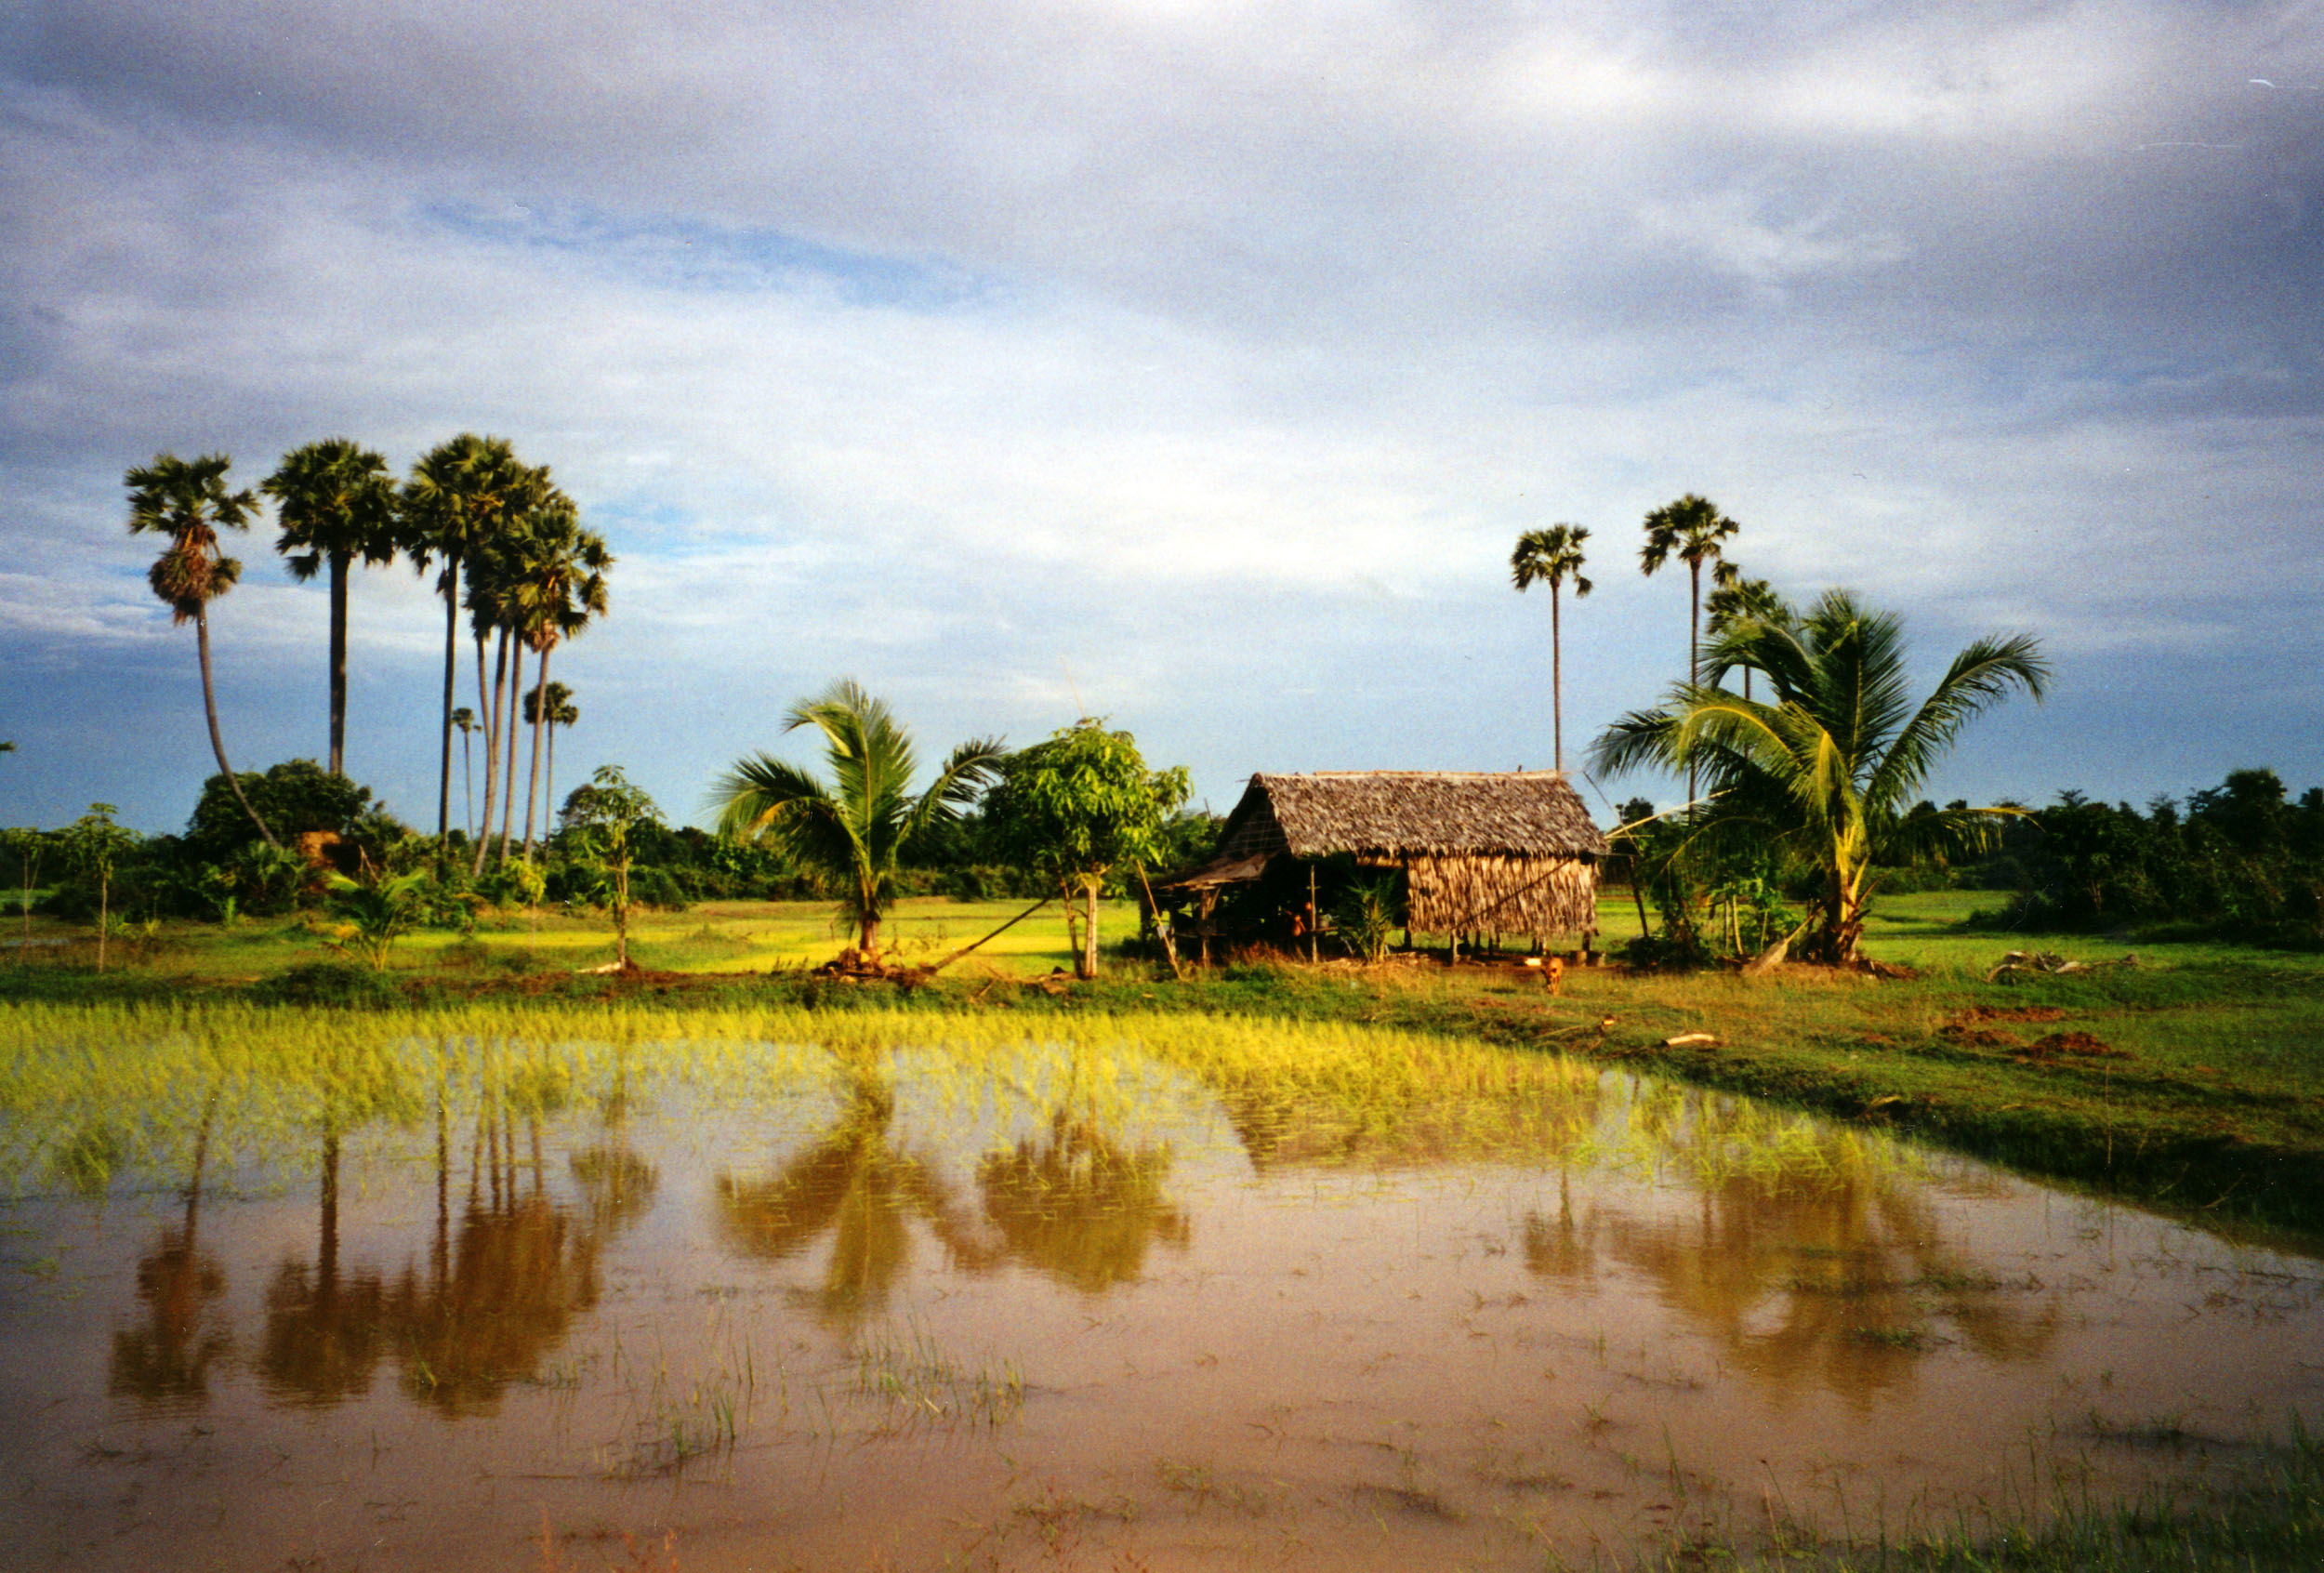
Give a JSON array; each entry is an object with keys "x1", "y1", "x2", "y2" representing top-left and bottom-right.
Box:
[{"x1": 248, "y1": 959, "x2": 397, "y2": 1007}]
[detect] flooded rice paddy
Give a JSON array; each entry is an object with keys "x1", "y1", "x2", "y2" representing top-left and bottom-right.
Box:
[{"x1": 2, "y1": 1003, "x2": 2319, "y2": 1571}]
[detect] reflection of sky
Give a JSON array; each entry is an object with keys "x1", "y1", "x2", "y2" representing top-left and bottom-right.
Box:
[{"x1": 5, "y1": 3, "x2": 2321, "y2": 830}]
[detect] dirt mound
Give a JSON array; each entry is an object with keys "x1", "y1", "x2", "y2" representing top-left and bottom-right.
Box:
[
  {"x1": 2015, "y1": 1031, "x2": 2129, "y2": 1061},
  {"x1": 1958, "y1": 1006, "x2": 2070, "y2": 1024},
  {"x1": 1937, "y1": 1023, "x2": 2021, "y2": 1049}
]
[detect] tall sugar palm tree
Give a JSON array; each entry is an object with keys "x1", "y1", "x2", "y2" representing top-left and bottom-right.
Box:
[
  {"x1": 402, "y1": 435, "x2": 543, "y2": 845},
  {"x1": 263, "y1": 439, "x2": 400, "y2": 777},
  {"x1": 507, "y1": 494, "x2": 610, "y2": 860},
  {"x1": 711, "y1": 681, "x2": 1005, "y2": 957},
  {"x1": 1591, "y1": 590, "x2": 2045, "y2": 966},
  {"x1": 1703, "y1": 569, "x2": 1789, "y2": 702},
  {"x1": 451, "y1": 707, "x2": 479, "y2": 840},
  {"x1": 1510, "y1": 524, "x2": 1592, "y2": 773},
  {"x1": 1639, "y1": 494, "x2": 1740, "y2": 694},
  {"x1": 125, "y1": 454, "x2": 281, "y2": 850},
  {"x1": 1640, "y1": 494, "x2": 1741, "y2": 802},
  {"x1": 522, "y1": 681, "x2": 577, "y2": 851}
]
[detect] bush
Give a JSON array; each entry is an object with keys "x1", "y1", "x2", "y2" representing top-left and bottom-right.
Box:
[{"x1": 248, "y1": 959, "x2": 398, "y2": 1007}]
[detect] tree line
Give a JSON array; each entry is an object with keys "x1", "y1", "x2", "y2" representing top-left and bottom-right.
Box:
[{"x1": 124, "y1": 435, "x2": 610, "y2": 873}]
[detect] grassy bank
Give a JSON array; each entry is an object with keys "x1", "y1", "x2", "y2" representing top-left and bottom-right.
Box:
[{"x1": 5, "y1": 891, "x2": 2322, "y2": 1239}]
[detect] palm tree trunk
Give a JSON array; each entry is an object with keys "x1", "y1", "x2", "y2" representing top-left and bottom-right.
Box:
[
  {"x1": 499, "y1": 641, "x2": 525, "y2": 860},
  {"x1": 462, "y1": 728, "x2": 475, "y2": 840},
  {"x1": 1551, "y1": 587, "x2": 1564, "y2": 773},
  {"x1": 327, "y1": 552, "x2": 350, "y2": 775},
  {"x1": 544, "y1": 716, "x2": 558, "y2": 850},
  {"x1": 472, "y1": 631, "x2": 501, "y2": 877},
  {"x1": 437, "y1": 562, "x2": 458, "y2": 843},
  {"x1": 522, "y1": 648, "x2": 549, "y2": 859},
  {"x1": 96, "y1": 870, "x2": 109, "y2": 973},
  {"x1": 195, "y1": 607, "x2": 281, "y2": 851},
  {"x1": 1686, "y1": 560, "x2": 1701, "y2": 806}
]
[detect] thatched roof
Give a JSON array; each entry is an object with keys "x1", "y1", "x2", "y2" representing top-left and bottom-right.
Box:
[{"x1": 1201, "y1": 771, "x2": 1607, "y2": 872}]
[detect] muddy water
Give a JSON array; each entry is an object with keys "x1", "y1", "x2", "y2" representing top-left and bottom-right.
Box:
[{"x1": 2, "y1": 1024, "x2": 2319, "y2": 1571}]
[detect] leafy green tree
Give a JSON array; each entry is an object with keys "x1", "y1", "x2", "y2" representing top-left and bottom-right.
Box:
[
  {"x1": 562, "y1": 766, "x2": 664, "y2": 969},
  {"x1": 63, "y1": 803, "x2": 140, "y2": 972},
  {"x1": 185, "y1": 759, "x2": 379, "y2": 864},
  {"x1": 264, "y1": 439, "x2": 400, "y2": 776},
  {"x1": 983, "y1": 720, "x2": 1191, "y2": 979},
  {"x1": 1510, "y1": 524, "x2": 1592, "y2": 773},
  {"x1": 402, "y1": 435, "x2": 543, "y2": 845},
  {"x1": 1591, "y1": 590, "x2": 2045, "y2": 966},
  {"x1": 125, "y1": 454, "x2": 282, "y2": 850},
  {"x1": 711, "y1": 681, "x2": 1004, "y2": 958},
  {"x1": 2, "y1": 826, "x2": 48, "y2": 945}
]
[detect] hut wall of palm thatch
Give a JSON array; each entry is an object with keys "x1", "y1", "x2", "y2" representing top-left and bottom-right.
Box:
[{"x1": 1167, "y1": 771, "x2": 1609, "y2": 945}]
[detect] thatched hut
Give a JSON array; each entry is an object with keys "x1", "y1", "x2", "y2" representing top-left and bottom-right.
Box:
[{"x1": 1162, "y1": 772, "x2": 1609, "y2": 958}]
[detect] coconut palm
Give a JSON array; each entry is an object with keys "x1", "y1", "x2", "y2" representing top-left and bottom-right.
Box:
[
  {"x1": 711, "y1": 681, "x2": 1005, "y2": 957},
  {"x1": 263, "y1": 439, "x2": 399, "y2": 776},
  {"x1": 125, "y1": 454, "x2": 281, "y2": 850},
  {"x1": 402, "y1": 435, "x2": 544, "y2": 845},
  {"x1": 1510, "y1": 524, "x2": 1592, "y2": 773},
  {"x1": 1591, "y1": 590, "x2": 2046, "y2": 966}
]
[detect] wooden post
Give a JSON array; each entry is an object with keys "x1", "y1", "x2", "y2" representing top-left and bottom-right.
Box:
[{"x1": 1307, "y1": 866, "x2": 1319, "y2": 965}]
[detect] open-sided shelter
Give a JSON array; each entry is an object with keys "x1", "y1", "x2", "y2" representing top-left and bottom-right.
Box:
[{"x1": 1162, "y1": 771, "x2": 1609, "y2": 958}]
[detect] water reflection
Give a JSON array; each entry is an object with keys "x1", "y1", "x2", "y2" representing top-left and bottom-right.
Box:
[
  {"x1": 716, "y1": 1067, "x2": 986, "y2": 1328},
  {"x1": 386, "y1": 1090, "x2": 603, "y2": 1416},
  {"x1": 1527, "y1": 1098, "x2": 2063, "y2": 1405},
  {"x1": 258, "y1": 1130, "x2": 387, "y2": 1407},
  {"x1": 109, "y1": 1096, "x2": 231, "y2": 1411},
  {"x1": 976, "y1": 1108, "x2": 1190, "y2": 1292}
]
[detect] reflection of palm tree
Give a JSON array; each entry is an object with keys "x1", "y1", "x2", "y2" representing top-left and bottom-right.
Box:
[
  {"x1": 110, "y1": 1097, "x2": 231, "y2": 1409},
  {"x1": 977, "y1": 1110, "x2": 1190, "y2": 1293},
  {"x1": 377, "y1": 1080, "x2": 604, "y2": 1417},
  {"x1": 716, "y1": 1068, "x2": 987, "y2": 1328},
  {"x1": 1539, "y1": 1101, "x2": 2060, "y2": 1408},
  {"x1": 258, "y1": 1129, "x2": 387, "y2": 1407}
]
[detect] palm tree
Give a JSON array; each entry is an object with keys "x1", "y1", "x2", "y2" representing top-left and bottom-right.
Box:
[
  {"x1": 1591, "y1": 590, "x2": 2045, "y2": 966},
  {"x1": 451, "y1": 707, "x2": 479, "y2": 841},
  {"x1": 1510, "y1": 524, "x2": 1592, "y2": 773},
  {"x1": 401, "y1": 436, "x2": 543, "y2": 845},
  {"x1": 1703, "y1": 570, "x2": 1789, "y2": 702},
  {"x1": 263, "y1": 439, "x2": 399, "y2": 777},
  {"x1": 125, "y1": 455, "x2": 281, "y2": 850},
  {"x1": 522, "y1": 681, "x2": 577, "y2": 846},
  {"x1": 1640, "y1": 494, "x2": 1741, "y2": 803},
  {"x1": 505, "y1": 494, "x2": 610, "y2": 860},
  {"x1": 711, "y1": 681, "x2": 1005, "y2": 957}
]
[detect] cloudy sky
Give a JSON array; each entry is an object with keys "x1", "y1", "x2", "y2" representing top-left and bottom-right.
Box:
[{"x1": 4, "y1": 0, "x2": 2320, "y2": 835}]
